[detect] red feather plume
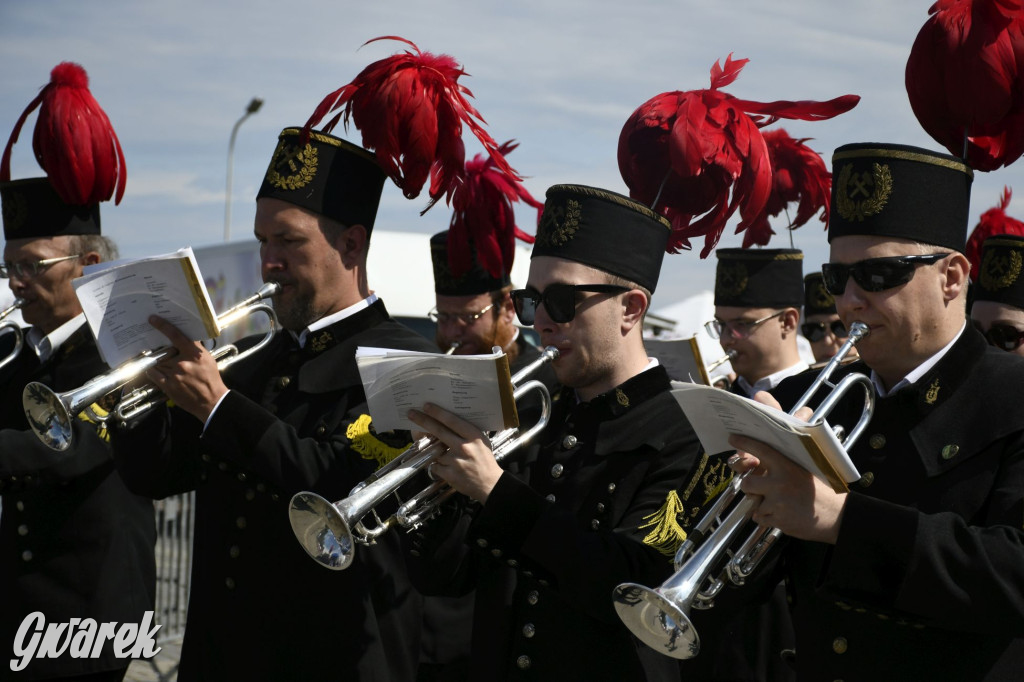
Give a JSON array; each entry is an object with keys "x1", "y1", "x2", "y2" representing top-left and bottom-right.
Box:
[
  {"x1": 1, "y1": 62, "x2": 126, "y2": 205},
  {"x1": 302, "y1": 36, "x2": 517, "y2": 212},
  {"x1": 906, "y1": 0, "x2": 1024, "y2": 171},
  {"x1": 966, "y1": 186, "x2": 1024, "y2": 280},
  {"x1": 443, "y1": 140, "x2": 541, "y2": 279},
  {"x1": 618, "y1": 55, "x2": 858, "y2": 258},
  {"x1": 741, "y1": 129, "x2": 832, "y2": 248}
]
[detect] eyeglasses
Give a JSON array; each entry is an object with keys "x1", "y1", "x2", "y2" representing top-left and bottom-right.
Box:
[
  {"x1": 0, "y1": 254, "x2": 82, "y2": 279},
  {"x1": 705, "y1": 310, "x2": 785, "y2": 340},
  {"x1": 821, "y1": 253, "x2": 950, "y2": 295},
  {"x1": 427, "y1": 303, "x2": 495, "y2": 326},
  {"x1": 801, "y1": 319, "x2": 849, "y2": 343},
  {"x1": 510, "y1": 283, "x2": 630, "y2": 325},
  {"x1": 976, "y1": 322, "x2": 1024, "y2": 351}
]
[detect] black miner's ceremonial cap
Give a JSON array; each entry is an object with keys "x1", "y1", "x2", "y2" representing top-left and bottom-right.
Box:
[
  {"x1": 974, "y1": 234, "x2": 1024, "y2": 309},
  {"x1": 431, "y1": 230, "x2": 511, "y2": 296},
  {"x1": 803, "y1": 272, "x2": 836, "y2": 316},
  {"x1": 257, "y1": 128, "x2": 387, "y2": 230},
  {"x1": 531, "y1": 184, "x2": 670, "y2": 293},
  {"x1": 1, "y1": 177, "x2": 101, "y2": 240},
  {"x1": 829, "y1": 143, "x2": 973, "y2": 252},
  {"x1": 715, "y1": 248, "x2": 804, "y2": 308}
]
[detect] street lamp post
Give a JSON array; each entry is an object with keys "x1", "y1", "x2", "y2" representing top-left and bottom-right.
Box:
[{"x1": 224, "y1": 97, "x2": 264, "y2": 241}]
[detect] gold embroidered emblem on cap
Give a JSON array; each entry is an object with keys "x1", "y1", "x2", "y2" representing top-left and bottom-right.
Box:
[
  {"x1": 716, "y1": 262, "x2": 748, "y2": 298},
  {"x1": 537, "y1": 199, "x2": 581, "y2": 247},
  {"x1": 980, "y1": 249, "x2": 1022, "y2": 291},
  {"x1": 925, "y1": 377, "x2": 941, "y2": 405},
  {"x1": 1, "y1": 191, "x2": 28, "y2": 235},
  {"x1": 836, "y1": 162, "x2": 892, "y2": 222},
  {"x1": 812, "y1": 280, "x2": 835, "y2": 309},
  {"x1": 266, "y1": 140, "x2": 319, "y2": 191}
]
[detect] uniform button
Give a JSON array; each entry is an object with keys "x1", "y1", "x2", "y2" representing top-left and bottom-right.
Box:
[
  {"x1": 225, "y1": 577, "x2": 236, "y2": 590},
  {"x1": 491, "y1": 548, "x2": 503, "y2": 558},
  {"x1": 201, "y1": 454, "x2": 212, "y2": 462},
  {"x1": 316, "y1": 424, "x2": 326, "y2": 436},
  {"x1": 476, "y1": 538, "x2": 489, "y2": 548},
  {"x1": 15, "y1": 501, "x2": 25, "y2": 511},
  {"x1": 562, "y1": 435, "x2": 577, "y2": 449},
  {"x1": 236, "y1": 516, "x2": 247, "y2": 530},
  {"x1": 278, "y1": 377, "x2": 291, "y2": 389},
  {"x1": 869, "y1": 434, "x2": 885, "y2": 449},
  {"x1": 507, "y1": 558, "x2": 518, "y2": 568},
  {"x1": 832, "y1": 637, "x2": 848, "y2": 654},
  {"x1": 591, "y1": 519, "x2": 600, "y2": 530},
  {"x1": 17, "y1": 524, "x2": 28, "y2": 536},
  {"x1": 550, "y1": 463, "x2": 564, "y2": 478},
  {"x1": 538, "y1": 579, "x2": 550, "y2": 587},
  {"x1": 522, "y1": 623, "x2": 536, "y2": 638},
  {"x1": 257, "y1": 483, "x2": 267, "y2": 493},
  {"x1": 596, "y1": 503, "x2": 605, "y2": 512},
  {"x1": 607, "y1": 483, "x2": 616, "y2": 493},
  {"x1": 229, "y1": 545, "x2": 241, "y2": 559},
  {"x1": 218, "y1": 462, "x2": 228, "y2": 471},
  {"x1": 410, "y1": 549, "x2": 421, "y2": 557},
  {"x1": 545, "y1": 494, "x2": 556, "y2": 503},
  {"x1": 859, "y1": 471, "x2": 875, "y2": 487},
  {"x1": 522, "y1": 571, "x2": 533, "y2": 578},
  {"x1": 237, "y1": 472, "x2": 247, "y2": 482},
  {"x1": 271, "y1": 493, "x2": 280, "y2": 502},
  {"x1": 245, "y1": 489, "x2": 256, "y2": 501},
  {"x1": 516, "y1": 655, "x2": 531, "y2": 669},
  {"x1": 941, "y1": 444, "x2": 959, "y2": 460},
  {"x1": 22, "y1": 551, "x2": 32, "y2": 562},
  {"x1": 527, "y1": 591, "x2": 539, "y2": 605}
]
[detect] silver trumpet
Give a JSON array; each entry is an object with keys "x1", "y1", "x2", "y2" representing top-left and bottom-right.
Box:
[
  {"x1": 613, "y1": 322, "x2": 874, "y2": 660},
  {"x1": 22, "y1": 282, "x2": 281, "y2": 452},
  {"x1": 0, "y1": 299, "x2": 25, "y2": 372},
  {"x1": 707, "y1": 350, "x2": 736, "y2": 390},
  {"x1": 288, "y1": 346, "x2": 559, "y2": 571}
]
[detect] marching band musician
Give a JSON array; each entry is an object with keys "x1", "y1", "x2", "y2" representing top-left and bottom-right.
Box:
[
  {"x1": 707, "y1": 249, "x2": 809, "y2": 399},
  {"x1": 109, "y1": 128, "x2": 437, "y2": 680},
  {"x1": 970, "y1": 235, "x2": 1024, "y2": 357},
  {"x1": 725, "y1": 143, "x2": 1024, "y2": 678},
  {"x1": 405, "y1": 184, "x2": 714, "y2": 681},
  {"x1": 0, "y1": 64, "x2": 156, "y2": 682},
  {"x1": 802, "y1": 272, "x2": 856, "y2": 364},
  {"x1": 420, "y1": 231, "x2": 559, "y2": 681}
]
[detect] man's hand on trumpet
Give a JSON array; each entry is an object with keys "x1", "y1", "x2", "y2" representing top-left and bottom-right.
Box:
[
  {"x1": 145, "y1": 315, "x2": 228, "y2": 423},
  {"x1": 407, "y1": 403, "x2": 503, "y2": 504},
  {"x1": 726, "y1": 390, "x2": 847, "y2": 545}
]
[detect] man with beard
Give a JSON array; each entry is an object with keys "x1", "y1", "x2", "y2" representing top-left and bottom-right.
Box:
[
  {"x1": 110, "y1": 128, "x2": 436, "y2": 681},
  {"x1": 405, "y1": 184, "x2": 712, "y2": 681}
]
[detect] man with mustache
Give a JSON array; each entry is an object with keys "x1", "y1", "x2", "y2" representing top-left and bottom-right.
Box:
[{"x1": 110, "y1": 128, "x2": 436, "y2": 680}]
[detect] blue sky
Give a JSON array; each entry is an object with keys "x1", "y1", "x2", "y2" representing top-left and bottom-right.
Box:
[{"x1": 3, "y1": 0, "x2": 1023, "y2": 313}]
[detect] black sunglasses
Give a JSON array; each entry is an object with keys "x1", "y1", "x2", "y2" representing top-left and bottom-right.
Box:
[
  {"x1": 821, "y1": 253, "x2": 950, "y2": 295},
  {"x1": 801, "y1": 319, "x2": 849, "y2": 342},
  {"x1": 511, "y1": 283, "x2": 630, "y2": 325},
  {"x1": 976, "y1": 322, "x2": 1024, "y2": 351}
]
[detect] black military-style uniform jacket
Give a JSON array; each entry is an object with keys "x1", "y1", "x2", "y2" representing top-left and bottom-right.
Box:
[
  {"x1": 408, "y1": 365, "x2": 710, "y2": 681},
  {"x1": 418, "y1": 335, "x2": 560, "y2": 675},
  {"x1": 111, "y1": 299, "x2": 436, "y2": 681},
  {"x1": 731, "y1": 326, "x2": 1024, "y2": 680},
  {"x1": 0, "y1": 324, "x2": 156, "y2": 681}
]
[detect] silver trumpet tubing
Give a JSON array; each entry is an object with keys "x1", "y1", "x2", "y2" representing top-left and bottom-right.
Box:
[
  {"x1": 444, "y1": 341, "x2": 460, "y2": 355},
  {"x1": 22, "y1": 282, "x2": 281, "y2": 452},
  {"x1": 0, "y1": 299, "x2": 25, "y2": 373},
  {"x1": 288, "y1": 346, "x2": 559, "y2": 571},
  {"x1": 707, "y1": 350, "x2": 736, "y2": 390},
  {"x1": 613, "y1": 322, "x2": 874, "y2": 660}
]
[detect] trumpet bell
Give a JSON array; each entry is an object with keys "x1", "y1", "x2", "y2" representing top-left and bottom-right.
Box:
[
  {"x1": 288, "y1": 492, "x2": 356, "y2": 571},
  {"x1": 613, "y1": 583, "x2": 700, "y2": 660},
  {"x1": 22, "y1": 381, "x2": 74, "y2": 451}
]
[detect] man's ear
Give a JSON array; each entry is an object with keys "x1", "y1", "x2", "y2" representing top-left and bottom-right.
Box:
[
  {"x1": 621, "y1": 289, "x2": 648, "y2": 332},
  {"x1": 780, "y1": 307, "x2": 800, "y2": 333},
  {"x1": 82, "y1": 251, "x2": 102, "y2": 267},
  {"x1": 942, "y1": 252, "x2": 971, "y2": 303},
  {"x1": 336, "y1": 223, "x2": 368, "y2": 267}
]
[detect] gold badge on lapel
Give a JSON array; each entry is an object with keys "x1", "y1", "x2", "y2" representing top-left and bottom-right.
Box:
[
  {"x1": 266, "y1": 139, "x2": 319, "y2": 191},
  {"x1": 615, "y1": 387, "x2": 630, "y2": 408},
  {"x1": 309, "y1": 330, "x2": 333, "y2": 354},
  {"x1": 836, "y1": 162, "x2": 892, "y2": 222},
  {"x1": 980, "y1": 248, "x2": 1022, "y2": 291},
  {"x1": 536, "y1": 198, "x2": 581, "y2": 248},
  {"x1": 925, "y1": 377, "x2": 941, "y2": 405}
]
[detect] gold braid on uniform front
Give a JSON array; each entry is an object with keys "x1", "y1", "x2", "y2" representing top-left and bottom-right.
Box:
[{"x1": 346, "y1": 414, "x2": 413, "y2": 469}]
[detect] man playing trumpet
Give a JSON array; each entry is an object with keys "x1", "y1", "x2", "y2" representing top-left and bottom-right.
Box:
[
  {"x1": 406, "y1": 185, "x2": 713, "y2": 680},
  {"x1": 724, "y1": 143, "x2": 1024, "y2": 679},
  {"x1": 110, "y1": 128, "x2": 436, "y2": 681}
]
